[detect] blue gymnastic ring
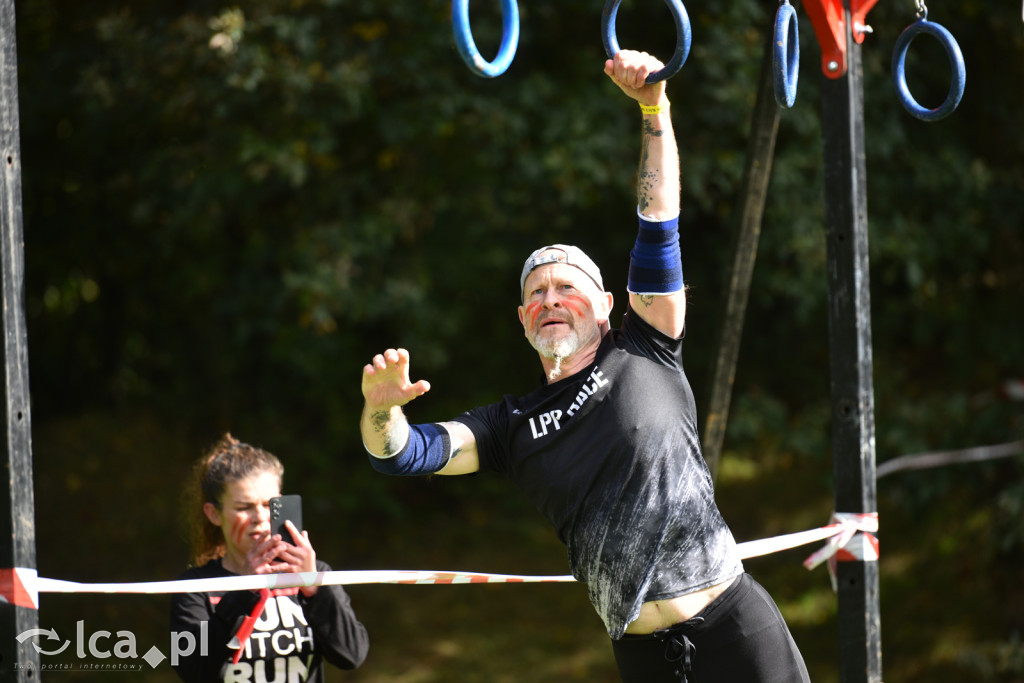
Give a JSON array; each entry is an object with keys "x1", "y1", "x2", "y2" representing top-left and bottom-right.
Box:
[
  {"x1": 772, "y1": 1, "x2": 799, "y2": 108},
  {"x1": 891, "y1": 18, "x2": 966, "y2": 122},
  {"x1": 602, "y1": 0, "x2": 692, "y2": 83},
  {"x1": 452, "y1": 0, "x2": 520, "y2": 78}
]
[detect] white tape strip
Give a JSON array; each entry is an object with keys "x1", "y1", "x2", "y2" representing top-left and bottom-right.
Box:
[
  {"x1": 803, "y1": 512, "x2": 879, "y2": 570},
  {"x1": 736, "y1": 525, "x2": 848, "y2": 560},
  {"x1": 32, "y1": 570, "x2": 577, "y2": 596},
  {"x1": 4, "y1": 514, "x2": 879, "y2": 609}
]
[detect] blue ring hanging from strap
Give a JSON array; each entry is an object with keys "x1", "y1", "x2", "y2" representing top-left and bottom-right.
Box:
[
  {"x1": 772, "y1": 0, "x2": 799, "y2": 108},
  {"x1": 891, "y1": 17, "x2": 966, "y2": 122},
  {"x1": 602, "y1": 0, "x2": 692, "y2": 83},
  {"x1": 452, "y1": 0, "x2": 520, "y2": 78}
]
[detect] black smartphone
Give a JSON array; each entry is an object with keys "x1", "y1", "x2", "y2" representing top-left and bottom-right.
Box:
[{"x1": 269, "y1": 495, "x2": 303, "y2": 544}]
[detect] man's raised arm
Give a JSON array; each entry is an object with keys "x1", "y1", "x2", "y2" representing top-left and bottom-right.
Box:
[{"x1": 604, "y1": 51, "x2": 686, "y2": 339}]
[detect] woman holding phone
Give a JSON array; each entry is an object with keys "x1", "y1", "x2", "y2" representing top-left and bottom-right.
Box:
[{"x1": 170, "y1": 434, "x2": 369, "y2": 682}]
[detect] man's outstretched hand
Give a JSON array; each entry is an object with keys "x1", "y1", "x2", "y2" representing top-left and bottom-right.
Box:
[{"x1": 361, "y1": 347, "x2": 431, "y2": 411}]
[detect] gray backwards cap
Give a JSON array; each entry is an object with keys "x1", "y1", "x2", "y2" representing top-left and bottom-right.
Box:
[{"x1": 520, "y1": 244, "x2": 604, "y2": 299}]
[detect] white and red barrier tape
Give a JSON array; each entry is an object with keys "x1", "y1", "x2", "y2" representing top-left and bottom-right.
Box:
[
  {"x1": 0, "y1": 513, "x2": 878, "y2": 611},
  {"x1": 0, "y1": 569, "x2": 579, "y2": 610}
]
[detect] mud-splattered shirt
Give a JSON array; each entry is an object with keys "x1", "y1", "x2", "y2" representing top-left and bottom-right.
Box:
[{"x1": 453, "y1": 305, "x2": 744, "y2": 639}]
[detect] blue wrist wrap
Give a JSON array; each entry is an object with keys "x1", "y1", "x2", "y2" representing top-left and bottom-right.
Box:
[
  {"x1": 368, "y1": 423, "x2": 452, "y2": 476},
  {"x1": 628, "y1": 214, "x2": 683, "y2": 295}
]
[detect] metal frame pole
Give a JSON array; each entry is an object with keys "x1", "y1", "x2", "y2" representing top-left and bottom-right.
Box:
[
  {"x1": 819, "y1": 3, "x2": 883, "y2": 682},
  {"x1": 0, "y1": 0, "x2": 40, "y2": 677}
]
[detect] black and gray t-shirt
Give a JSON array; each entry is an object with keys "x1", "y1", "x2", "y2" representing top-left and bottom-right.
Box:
[{"x1": 453, "y1": 305, "x2": 743, "y2": 639}]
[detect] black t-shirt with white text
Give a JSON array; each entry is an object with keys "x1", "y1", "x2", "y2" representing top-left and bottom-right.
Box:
[
  {"x1": 169, "y1": 559, "x2": 368, "y2": 682},
  {"x1": 454, "y1": 306, "x2": 743, "y2": 639}
]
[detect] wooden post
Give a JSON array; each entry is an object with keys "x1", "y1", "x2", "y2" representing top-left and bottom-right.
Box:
[
  {"x1": 0, "y1": 0, "x2": 41, "y2": 677},
  {"x1": 703, "y1": 30, "x2": 781, "y2": 481},
  {"x1": 819, "y1": 4, "x2": 883, "y2": 682}
]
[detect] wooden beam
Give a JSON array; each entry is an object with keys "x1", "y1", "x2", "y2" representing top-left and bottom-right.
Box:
[
  {"x1": 819, "y1": 4, "x2": 883, "y2": 681},
  {"x1": 0, "y1": 0, "x2": 41, "y2": 676},
  {"x1": 703, "y1": 30, "x2": 781, "y2": 481}
]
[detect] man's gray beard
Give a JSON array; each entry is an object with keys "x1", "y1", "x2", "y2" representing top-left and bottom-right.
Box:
[{"x1": 530, "y1": 333, "x2": 578, "y2": 381}]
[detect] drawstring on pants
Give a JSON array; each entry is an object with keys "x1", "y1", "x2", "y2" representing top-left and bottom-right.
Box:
[{"x1": 653, "y1": 616, "x2": 704, "y2": 683}]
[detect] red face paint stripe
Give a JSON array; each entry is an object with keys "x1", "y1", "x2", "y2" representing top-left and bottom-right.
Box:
[
  {"x1": 230, "y1": 518, "x2": 247, "y2": 545},
  {"x1": 523, "y1": 302, "x2": 542, "y2": 328},
  {"x1": 561, "y1": 295, "x2": 591, "y2": 318}
]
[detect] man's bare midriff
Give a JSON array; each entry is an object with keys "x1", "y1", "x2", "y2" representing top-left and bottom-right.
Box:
[{"x1": 623, "y1": 576, "x2": 738, "y2": 635}]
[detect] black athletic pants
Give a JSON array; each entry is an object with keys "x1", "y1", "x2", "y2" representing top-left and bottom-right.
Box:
[{"x1": 611, "y1": 573, "x2": 810, "y2": 683}]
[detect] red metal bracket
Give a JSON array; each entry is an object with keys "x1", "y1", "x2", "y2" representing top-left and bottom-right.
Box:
[{"x1": 803, "y1": 0, "x2": 880, "y2": 79}]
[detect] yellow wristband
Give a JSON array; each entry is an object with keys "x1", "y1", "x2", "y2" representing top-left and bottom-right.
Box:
[{"x1": 639, "y1": 102, "x2": 667, "y2": 115}]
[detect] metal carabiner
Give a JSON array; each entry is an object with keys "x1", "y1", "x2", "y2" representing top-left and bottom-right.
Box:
[
  {"x1": 451, "y1": 0, "x2": 520, "y2": 78},
  {"x1": 602, "y1": 0, "x2": 693, "y2": 83}
]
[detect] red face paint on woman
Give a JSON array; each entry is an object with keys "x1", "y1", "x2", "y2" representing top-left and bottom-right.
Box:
[{"x1": 209, "y1": 471, "x2": 280, "y2": 572}]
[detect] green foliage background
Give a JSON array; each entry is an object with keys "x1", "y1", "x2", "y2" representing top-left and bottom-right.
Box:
[{"x1": 10, "y1": 0, "x2": 1023, "y2": 680}]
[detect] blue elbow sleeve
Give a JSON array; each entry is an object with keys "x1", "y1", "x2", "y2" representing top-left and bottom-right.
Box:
[
  {"x1": 368, "y1": 423, "x2": 452, "y2": 476},
  {"x1": 628, "y1": 213, "x2": 683, "y2": 295}
]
